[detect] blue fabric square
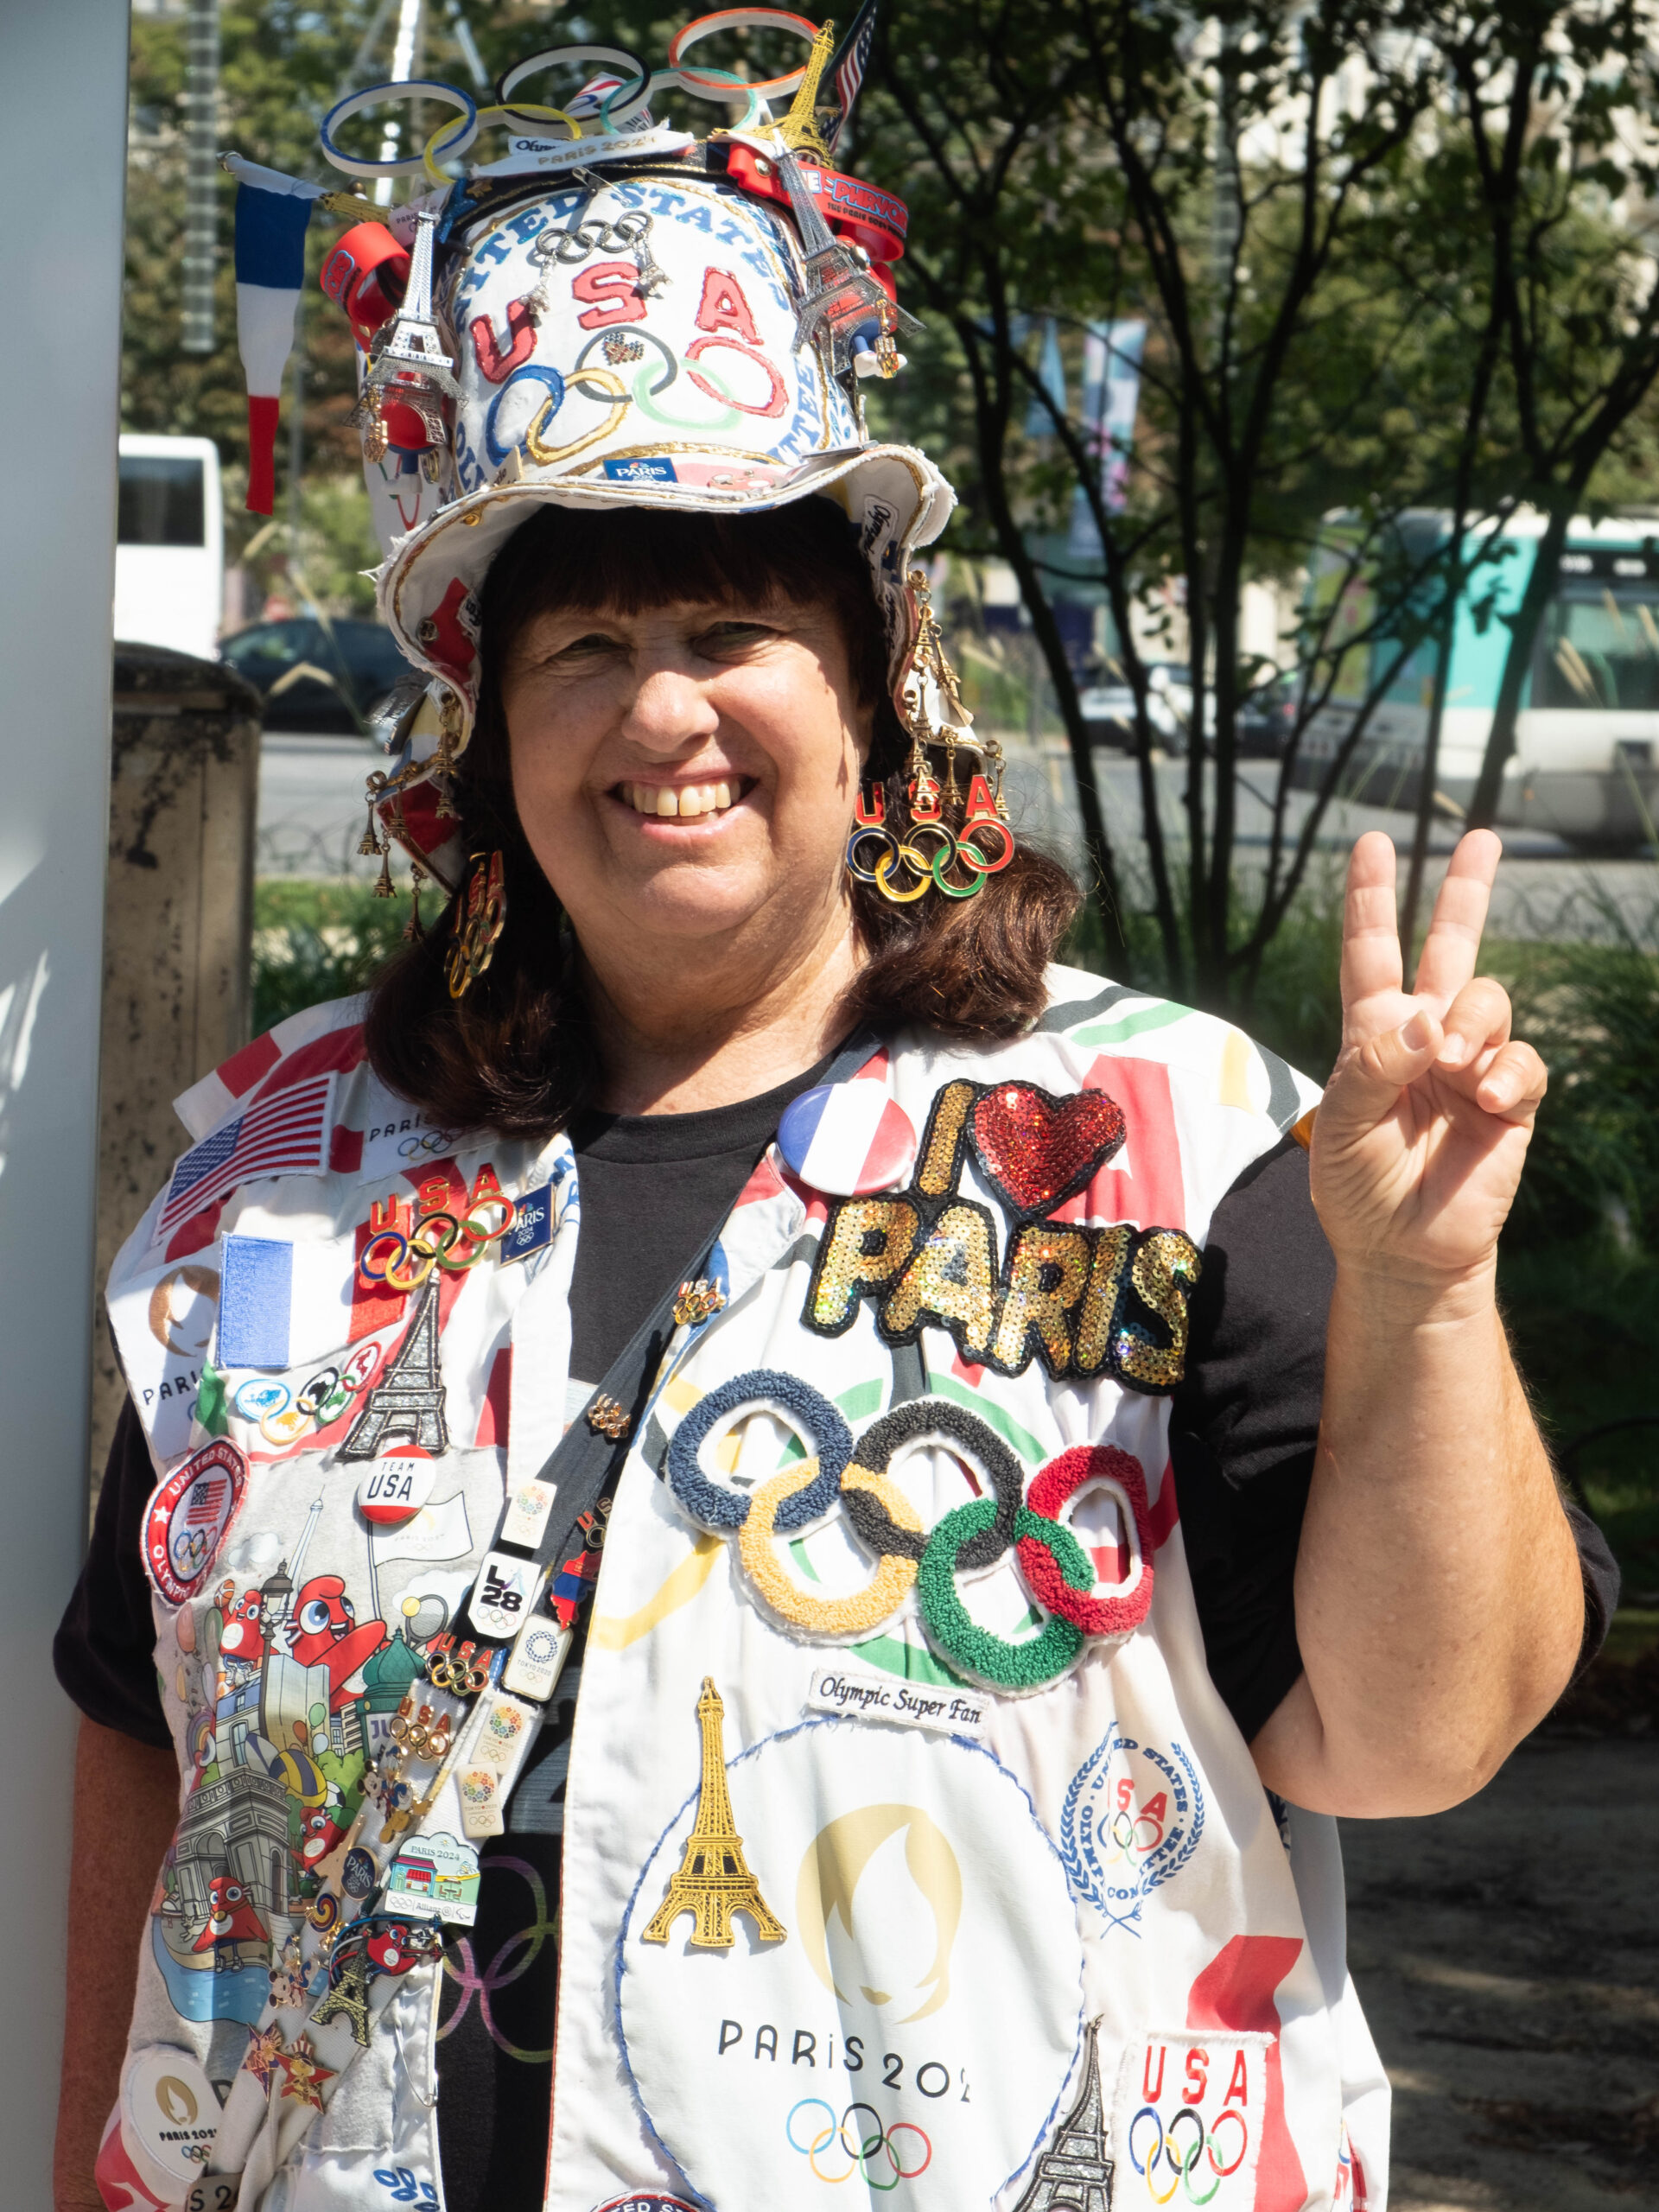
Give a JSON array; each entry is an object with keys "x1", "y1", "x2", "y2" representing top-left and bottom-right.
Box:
[{"x1": 219, "y1": 1236, "x2": 294, "y2": 1370}]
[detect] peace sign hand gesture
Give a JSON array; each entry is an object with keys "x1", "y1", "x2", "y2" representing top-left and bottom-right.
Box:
[{"x1": 1309, "y1": 830, "x2": 1548, "y2": 1291}]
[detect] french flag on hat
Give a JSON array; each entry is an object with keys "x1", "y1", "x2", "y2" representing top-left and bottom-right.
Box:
[
  {"x1": 778, "y1": 1079, "x2": 917, "y2": 1196},
  {"x1": 227, "y1": 155, "x2": 327, "y2": 515}
]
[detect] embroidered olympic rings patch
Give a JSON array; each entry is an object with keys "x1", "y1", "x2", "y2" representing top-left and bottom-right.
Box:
[{"x1": 664, "y1": 1375, "x2": 1154, "y2": 1694}]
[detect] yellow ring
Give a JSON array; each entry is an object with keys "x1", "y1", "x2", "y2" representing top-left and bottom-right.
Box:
[
  {"x1": 874, "y1": 850, "x2": 929, "y2": 905},
  {"x1": 738, "y1": 1460, "x2": 918, "y2": 1637},
  {"x1": 524, "y1": 365, "x2": 630, "y2": 466},
  {"x1": 423, "y1": 101, "x2": 582, "y2": 182}
]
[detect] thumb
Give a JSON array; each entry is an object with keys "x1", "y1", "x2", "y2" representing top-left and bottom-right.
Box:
[{"x1": 1322, "y1": 1007, "x2": 1443, "y2": 1131}]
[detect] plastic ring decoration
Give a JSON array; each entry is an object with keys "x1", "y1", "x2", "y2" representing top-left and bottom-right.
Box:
[
  {"x1": 321, "y1": 79, "x2": 478, "y2": 179},
  {"x1": 930, "y1": 840, "x2": 985, "y2": 900},
  {"x1": 739, "y1": 1458, "x2": 919, "y2": 1637},
  {"x1": 668, "y1": 1369, "x2": 852, "y2": 1532},
  {"x1": 601, "y1": 62, "x2": 768, "y2": 135},
  {"x1": 874, "y1": 849, "x2": 930, "y2": 904},
  {"x1": 917, "y1": 1497, "x2": 1084, "y2": 1689},
  {"x1": 524, "y1": 365, "x2": 630, "y2": 467},
  {"x1": 424, "y1": 103, "x2": 582, "y2": 182},
  {"x1": 845, "y1": 824, "x2": 898, "y2": 885},
  {"x1": 958, "y1": 816, "x2": 1015, "y2": 874},
  {"x1": 668, "y1": 10, "x2": 821, "y2": 98},
  {"x1": 1018, "y1": 1443, "x2": 1155, "y2": 1638},
  {"x1": 496, "y1": 43, "x2": 652, "y2": 126}
]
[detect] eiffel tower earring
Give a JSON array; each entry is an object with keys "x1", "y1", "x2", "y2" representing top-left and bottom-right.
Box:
[{"x1": 446, "y1": 851, "x2": 507, "y2": 1000}]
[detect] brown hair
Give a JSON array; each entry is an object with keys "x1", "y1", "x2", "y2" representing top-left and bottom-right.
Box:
[{"x1": 365, "y1": 499, "x2": 1079, "y2": 1135}]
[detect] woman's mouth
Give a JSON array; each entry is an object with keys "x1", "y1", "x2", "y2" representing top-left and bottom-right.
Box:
[{"x1": 615, "y1": 778, "x2": 752, "y2": 819}]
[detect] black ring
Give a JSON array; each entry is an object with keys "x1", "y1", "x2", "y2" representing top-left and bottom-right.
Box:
[{"x1": 843, "y1": 1398, "x2": 1023, "y2": 1569}]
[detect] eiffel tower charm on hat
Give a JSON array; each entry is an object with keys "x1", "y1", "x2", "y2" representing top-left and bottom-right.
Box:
[
  {"x1": 642, "y1": 1678, "x2": 785, "y2": 1950},
  {"x1": 364, "y1": 205, "x2": 460, "y2": 446}
]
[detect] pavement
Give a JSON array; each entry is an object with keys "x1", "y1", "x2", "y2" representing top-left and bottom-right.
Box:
[
  {"x1": 1342, "y1": 1737, "x2": 1659, "y2": 2209},
  {"x1": 259, "y1": 730, "x2": 1659, "y2": 940}
]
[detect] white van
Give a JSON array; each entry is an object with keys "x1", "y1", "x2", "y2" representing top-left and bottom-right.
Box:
[{"x1": 113, "y1": 434, "x2": 224, "y2": 660}]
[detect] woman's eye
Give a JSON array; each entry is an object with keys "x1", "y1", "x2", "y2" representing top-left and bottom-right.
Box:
[
  {"x1": 555, "y1": 632, "x2": 623, "y2": 660},
  {"x1": 697, "y1": 621, "x2": 776, "y2": 654}
]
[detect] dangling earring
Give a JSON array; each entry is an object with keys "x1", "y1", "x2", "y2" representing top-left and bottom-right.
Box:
[
  {"x1": 848, "y1": 569, "x2": 1016, "y2": 906},
  {"x1": 446, "y1": 851, "x2": 507, "y2": 1000}
]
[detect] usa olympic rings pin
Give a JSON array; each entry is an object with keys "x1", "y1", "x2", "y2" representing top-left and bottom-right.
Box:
[
  {"x1": 664, "y1": 1375, "x2": 1155, "y2": 1691},
  {"x1": 355, "y1": 1190, "x2": 518, "y2": 1293}
]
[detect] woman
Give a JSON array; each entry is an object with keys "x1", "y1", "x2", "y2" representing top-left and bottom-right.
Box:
[{"x1": 56, "y1": 56, "x2": 1608, "y2": 2212}]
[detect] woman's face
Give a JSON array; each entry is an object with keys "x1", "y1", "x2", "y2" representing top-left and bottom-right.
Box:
[{"x1": 500, "y1": 589, "x2": 873, "y2": 962}]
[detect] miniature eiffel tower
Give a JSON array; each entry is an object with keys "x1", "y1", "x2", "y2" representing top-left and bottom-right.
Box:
[
  {"x1": 339, "y1": 1276, "x2": 449, "y2": 1460},
  {"x1": 363, "y1": 205, "x2": 461, "y2": 444},
  {"x1": 310, "y1": 1949, "x2": 373, "y2": 2048},
  {"x1": 641, "y1": 1678, "x2": 785, "y2": 1949},
  {"x1": 775, "y1": 19, "x2": 837, "y2": 163},
  {"x1": 1014, "y1": 2018, "x2": 1114, "y2": 2212}
]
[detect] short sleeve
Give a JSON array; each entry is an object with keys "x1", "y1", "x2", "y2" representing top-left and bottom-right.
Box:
[{"x1": 54, "y1": 1396, "x2": 172, "y2": 1748}]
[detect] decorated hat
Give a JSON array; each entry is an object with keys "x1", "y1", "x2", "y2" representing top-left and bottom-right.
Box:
[{"x1": 226, "y1": 9, "x2": 978, "y2": 904}]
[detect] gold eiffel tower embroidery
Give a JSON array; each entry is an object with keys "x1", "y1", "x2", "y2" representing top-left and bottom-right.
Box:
[{"x1": 642, "y1": 1678, "x2": 785, "y2": 1950}]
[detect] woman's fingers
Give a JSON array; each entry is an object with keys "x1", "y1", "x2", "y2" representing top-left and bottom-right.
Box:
[
  {"x1": 1413, "y1": 830, "x2": 1501, "y2": 1009},
  {"x1": 1473, "y1": 1039, "x2": 1548, "y2": 1123},
  {"x1": 1339, "y1": 831, "x2": 1404, "y2": 1033},
  {"x1": 1434, "y1": 975, "x2": 1512, "y2": 1071}
]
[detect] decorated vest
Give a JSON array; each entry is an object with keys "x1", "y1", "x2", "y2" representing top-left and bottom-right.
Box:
[{"x1": 99, "y1": 967, "x2": 1389, "y2": 2212}]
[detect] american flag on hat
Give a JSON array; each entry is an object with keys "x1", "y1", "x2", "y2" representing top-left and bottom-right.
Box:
[
  {"x1": 826, "y1": 0, "x2": 880, "y2": 152},
  {"x1": 156, "y1": 1072, "x2": 336, "y2": 1239}
]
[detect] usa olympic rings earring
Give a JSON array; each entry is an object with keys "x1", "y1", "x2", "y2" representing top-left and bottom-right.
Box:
[{"x1": 849, "y1": 571, "x2": 1015, "y2": 906}]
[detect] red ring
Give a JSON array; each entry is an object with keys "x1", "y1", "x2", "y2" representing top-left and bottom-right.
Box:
[
  {"x1": 1016, "y1": 1444, "x2": 1155, "y2": 1637},
  {"x1": 957, "y1": 817, "x2": 1015, "y2": 874}
]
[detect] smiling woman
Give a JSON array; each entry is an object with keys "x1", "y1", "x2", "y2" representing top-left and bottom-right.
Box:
[
  {"x1": 57, "y1": 43, "x2": 1608, "y2": 2212},
  {"x1": 366, "y1": 499, "x2": 1080, "y2": 1135}
]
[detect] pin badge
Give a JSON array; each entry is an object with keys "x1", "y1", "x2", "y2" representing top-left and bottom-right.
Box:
[
  {"x1": 120, "y1": 2046, "x2": 221, "y2": 2187},
  {"x1": 356, "y1": 1456, "x2": 438, "y2": 1529},
  {"x1": 233, "y1": 1377, "x2": 290, "y2": 1421},
  {"x1": 468, "y1": 1549, "x2": 535, "y2": 1639}
]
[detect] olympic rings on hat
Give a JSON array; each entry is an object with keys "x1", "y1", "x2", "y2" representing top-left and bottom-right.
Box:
[
  {"x1": 321, "y1": 79, "x2": 478, "y2": 179},
  {"x1": 495, "y1": 44, "x2": 652, "y2": 127},
  {"x1": 668, "y1": 10, "x2": 821, "y2": 99},
  {"x1": 667, "y1": 1374, "x2": 1154, "y2": 1692},
  {"x1": 668, "y1": 1370, "x2": 853, "y2": 1532},
  {"x1": 524, "y1": 365, "x2": 631, "y2": 467},
  {"x1": 424, "y1": 105, "x2": 583, "y2": 184}
]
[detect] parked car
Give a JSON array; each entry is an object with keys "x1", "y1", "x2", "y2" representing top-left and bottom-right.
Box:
[
  {"x1": 1236, "y1": 676, "x2": 1300, "y2": 757},
  {"x1": 219, "y1": 617, "x2": 408, "y2": 734},
  {"x1": 1078, "y1": 662, "x2": 1194, "y2": 750}
]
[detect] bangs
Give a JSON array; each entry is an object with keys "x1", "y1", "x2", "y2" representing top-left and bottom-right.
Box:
[{"x1": 479, "y1": 496, "x2": 880, "y2": 632}]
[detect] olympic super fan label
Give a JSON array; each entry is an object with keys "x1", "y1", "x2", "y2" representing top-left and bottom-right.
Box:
[
  {"x1": 1110, "y1": 2032, "x2": 1270, "y2": 2210},
  {"x1": 805, "y1": 1663, "x2": 987, "y2": 1740},
  {"x1": 143, "y1": 1440, "x2": 247, "y2": 1606}
]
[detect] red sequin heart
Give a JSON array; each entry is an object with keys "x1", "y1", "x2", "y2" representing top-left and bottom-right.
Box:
[{"x1": 969, "y1": 1083, "x2": 1126, "y2": 1217}]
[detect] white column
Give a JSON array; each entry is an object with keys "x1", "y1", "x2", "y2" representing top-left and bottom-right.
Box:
[{"x1": 0, "y1": 0, "x2": 130, "y2": 2186}]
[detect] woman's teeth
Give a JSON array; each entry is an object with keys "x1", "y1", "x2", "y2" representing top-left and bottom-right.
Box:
[{"x1": 622, "y1": 780, "x2": 737, "y2": 818}]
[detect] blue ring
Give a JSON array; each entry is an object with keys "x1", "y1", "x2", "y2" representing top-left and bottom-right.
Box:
[
  {"x1": 668, "y1": 1369, "x2": 851, "y2": 1532},
  {"x1": 485, "y1": 361, "x2": 565, "y2": 467}
]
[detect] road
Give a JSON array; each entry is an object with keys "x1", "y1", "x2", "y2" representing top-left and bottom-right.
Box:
[{"x1": 258, "y1": 731, "x2": 1659, "y2": 939}]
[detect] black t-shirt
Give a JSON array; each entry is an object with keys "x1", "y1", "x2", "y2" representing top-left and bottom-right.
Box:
[{"x1": 54, "y1": 1075, "x2": 1621, "y2": 2212}]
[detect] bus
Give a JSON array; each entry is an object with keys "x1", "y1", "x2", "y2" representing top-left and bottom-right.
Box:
[
  {"x1": 113, "y1": 434, "x2": 224, "y2": 661},
  {"x1": 1300, "y1": 511, "x2": 1659, "y2": 848}
]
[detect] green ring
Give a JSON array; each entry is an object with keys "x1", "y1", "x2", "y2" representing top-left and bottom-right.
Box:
[
  {"x1": 630, "y1": 359, "x2": 741, "y2": 434},
  {"x1": 931, "y1": 842, "x2": 985, "y2": 900},
  {"x1": 917, "y1": 1497, "x2": 1082, "y2": 1690}
]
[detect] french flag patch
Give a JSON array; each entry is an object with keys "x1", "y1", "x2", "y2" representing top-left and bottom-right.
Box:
[{"x1": 778, "y1": 1081, "x2": 917, "y2": 1196}]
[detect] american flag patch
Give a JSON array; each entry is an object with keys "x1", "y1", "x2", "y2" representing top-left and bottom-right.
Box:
[
  {"x1": 156, "y1": 1072, "x2": 335, "y2": 1238},
  {"x1": 185, "y1": 1478, "x2": 228, "y2": 1525}
]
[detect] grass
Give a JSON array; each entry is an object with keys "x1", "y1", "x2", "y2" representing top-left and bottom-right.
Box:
[{"x1": 253, "y1": 868, "x2": 1659, "y2": 1593}]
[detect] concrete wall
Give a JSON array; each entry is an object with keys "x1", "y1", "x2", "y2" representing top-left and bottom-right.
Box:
[{"x1": 0, "y1": 0, "x2": 131, "y2": 2189}]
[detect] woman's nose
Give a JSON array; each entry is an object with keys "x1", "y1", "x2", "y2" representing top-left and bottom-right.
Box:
[{"x1": 619, "y1": 661, "x2": 721, "y2": 756}]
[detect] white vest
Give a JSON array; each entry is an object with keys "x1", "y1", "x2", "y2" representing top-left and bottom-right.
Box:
[{"x1": 101, "y1": 966, "x2": 1388, "y2": 2212}]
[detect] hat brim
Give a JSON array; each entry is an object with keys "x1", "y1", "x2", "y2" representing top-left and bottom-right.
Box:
[{"x1": 377, "y1": 442, "x2": 955, "y2": 690}]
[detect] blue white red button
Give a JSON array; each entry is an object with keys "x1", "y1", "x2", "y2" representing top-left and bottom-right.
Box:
[{"x1": 776, "y1": 1081, "x2": 917, "y2": 1195}]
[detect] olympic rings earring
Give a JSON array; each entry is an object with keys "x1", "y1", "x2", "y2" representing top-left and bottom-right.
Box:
[
  {"x1": 446, "y1": 849, "x2": 507, "y2": 999},
  {"x1": 849, "y1": 571, "x2": 1016, "y2": 907}
]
